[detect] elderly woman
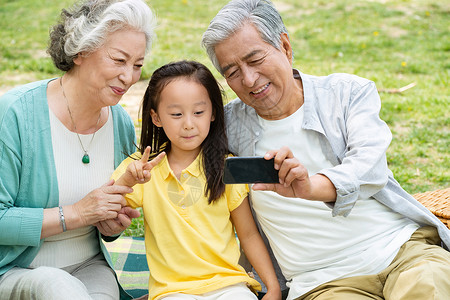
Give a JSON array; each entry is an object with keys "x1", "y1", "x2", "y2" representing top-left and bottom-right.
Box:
[{"x1": 0, "y1": 0, "x2": 155, "y2": 299}]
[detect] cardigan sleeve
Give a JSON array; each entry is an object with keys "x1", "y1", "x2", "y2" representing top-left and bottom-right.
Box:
[
  {"x1": 0, "y1": 92, "x2": 44, "y2": 247},
  {"x1": 111, "y1": 104, "x2": 137, "y2": 168}
]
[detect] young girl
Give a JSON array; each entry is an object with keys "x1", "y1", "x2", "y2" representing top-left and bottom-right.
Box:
[{"x1": 112, "y1": 61, "x2": 281, "y2": 300}]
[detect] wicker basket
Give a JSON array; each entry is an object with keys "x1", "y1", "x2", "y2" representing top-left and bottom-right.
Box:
[{"x1": 414, "y1": 188, "x2": 449, "y2": 229}]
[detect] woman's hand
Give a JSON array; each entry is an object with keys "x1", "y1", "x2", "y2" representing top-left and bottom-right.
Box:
[
  {"x1": 252, "y1": 146, "x2": 336, "y2": 202},
  {"x1": 71, "y1": 179, "x2": 133, "y2": 227},
  {"x1": 41, "y1": 179, "x2": 133, "y2": 238},
  {"x1": 95, "y1": 206, "x2": 141, "y2": 236}
]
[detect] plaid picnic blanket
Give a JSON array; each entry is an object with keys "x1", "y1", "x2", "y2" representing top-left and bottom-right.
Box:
[{"x1": 104, "y1": 236, "x2": 149, "y2": 298}]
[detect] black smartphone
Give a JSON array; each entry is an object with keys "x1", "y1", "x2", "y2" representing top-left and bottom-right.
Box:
[{"x1": 223, "y1": 156, "x2": 279, "y2": 184}]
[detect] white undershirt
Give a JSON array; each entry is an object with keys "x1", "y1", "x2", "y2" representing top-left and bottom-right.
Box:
[
  {"x1": 30, "y1": 107, "x2": 115, "y2": 268},
  {"x1": 252, "y1": 106, "x2": 419, "y2": 299}
]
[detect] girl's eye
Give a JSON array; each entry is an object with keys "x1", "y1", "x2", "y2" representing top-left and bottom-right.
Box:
[
  {"x1": 171, "y1": 113, "x2": 182, "y2": 117},
  {"x1": 194, "y1": 111, "x2": 204, "y2": 115}
]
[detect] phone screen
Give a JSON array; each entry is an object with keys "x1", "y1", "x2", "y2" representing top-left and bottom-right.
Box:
[{"x1": 223, "y1": 156, "x2": 279, "y2": 184}]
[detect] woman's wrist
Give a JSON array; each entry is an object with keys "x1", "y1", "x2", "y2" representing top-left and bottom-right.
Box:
[
  {"x1": 64, "y1": 204, "x2": 85, "y2": 229},
  {"x1": 58, "y1": 206, "x2": 67, "y2": 232}
]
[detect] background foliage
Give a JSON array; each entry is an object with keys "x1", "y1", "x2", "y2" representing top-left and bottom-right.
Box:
[{"x1": 0, "y1": 0, "x2": 448, "y2": 236}]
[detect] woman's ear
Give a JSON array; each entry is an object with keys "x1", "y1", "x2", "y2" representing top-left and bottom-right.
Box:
[
  {"x1": 73, "y1": 52, "x2": 83, "y2": 66},
  {"x1": 150, "y1": 109, "x2": 162, "y2": 127}
]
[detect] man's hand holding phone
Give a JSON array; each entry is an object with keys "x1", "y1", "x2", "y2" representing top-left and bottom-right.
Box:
[
  {"x1": 223, "y1": 156, "x2": 279, "y2": 184},
  {"x1": 235, "y1": 147, "x2": 337, "y2": 202}
]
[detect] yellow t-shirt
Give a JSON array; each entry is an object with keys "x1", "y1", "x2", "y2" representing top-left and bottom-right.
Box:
[{"x1": 111, "y1": 152, "x2": 260, "y2": 300}]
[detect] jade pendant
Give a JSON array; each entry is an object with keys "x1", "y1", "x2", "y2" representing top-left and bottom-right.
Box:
[{"x1": 82, "y1": 154, "x2": 90, "y2": 164}]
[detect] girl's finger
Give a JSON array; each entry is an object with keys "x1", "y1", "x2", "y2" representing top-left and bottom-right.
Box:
[
  {"x1": 145, "y1": 151, "x2": 166, "y2": 170},
  {"x1": 141, "y1": 146, "x2": 151, "y2": 163}
]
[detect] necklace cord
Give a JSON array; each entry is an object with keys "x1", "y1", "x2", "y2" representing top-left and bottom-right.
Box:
[{"x1": 60, "y1": 76, "x2": 102, "y2": 163}]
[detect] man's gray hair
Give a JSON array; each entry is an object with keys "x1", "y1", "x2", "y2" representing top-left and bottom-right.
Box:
[
  {"x1": 48, "y1": 0, "x2": 156, "y2": 71},
  {"x1": 201, "y1": 0, "x2": 288, "y2": 75}
]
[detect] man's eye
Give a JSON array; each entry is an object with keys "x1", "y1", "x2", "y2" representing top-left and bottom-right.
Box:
[
  {"x1": 250, "y1": 58, "x2": 264, "y2": 64},
  {"x1": 226, "y1": 70, "x2": 238, "y2": 79}
]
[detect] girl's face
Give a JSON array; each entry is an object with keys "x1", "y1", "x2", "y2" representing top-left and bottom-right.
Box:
[{"x1": 151, "y1": 78, "x2": 215, "y2": 158}]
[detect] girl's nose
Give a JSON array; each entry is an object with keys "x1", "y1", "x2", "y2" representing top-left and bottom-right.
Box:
[{"x1": 183, "y1": 116, "x2": 194, "y2": 130}]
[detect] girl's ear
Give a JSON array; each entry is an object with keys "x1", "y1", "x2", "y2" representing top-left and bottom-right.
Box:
[{"x1": 151, "y1": 109, "x2": 162, "y2": 127}]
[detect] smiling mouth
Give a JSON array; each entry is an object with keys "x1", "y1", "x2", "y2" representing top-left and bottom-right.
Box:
[
  {"x1": 111, "y1": 86, "x2": 126, "y2": 95},
  {"x1": 251, "y1": 83, "x2": 270, "y2": 95}
]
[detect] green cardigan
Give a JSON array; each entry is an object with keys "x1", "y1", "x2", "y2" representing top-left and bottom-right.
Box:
[{"x1": 0, "y1": 79, "x2": 136, "y2": 299}]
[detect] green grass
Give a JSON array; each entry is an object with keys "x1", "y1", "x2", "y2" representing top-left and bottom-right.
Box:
[{"x1": 1, "y1": 0, "x2": 448, "y2": 237}]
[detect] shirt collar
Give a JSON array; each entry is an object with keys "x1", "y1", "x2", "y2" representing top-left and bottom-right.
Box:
[{"x1": 158, "y1": 152, "x2": 203, "y2": 180}]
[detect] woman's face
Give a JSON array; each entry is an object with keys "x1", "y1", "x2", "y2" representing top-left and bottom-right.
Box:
[{"x1": 73, "y1": 28, "x2": 146, "y2": 107}]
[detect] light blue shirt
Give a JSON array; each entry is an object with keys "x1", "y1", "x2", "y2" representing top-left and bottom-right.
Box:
[{"x1": 224, "y1": 69, "x2": 450, "y2": 288}]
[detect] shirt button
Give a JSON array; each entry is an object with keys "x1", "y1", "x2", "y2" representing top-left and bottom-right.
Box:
[
  {"x1": 183, "y1": 173, "x2": 188, "y2": 178},
  {"x1": 180, "y1": 191, "x2": 185, "y2": 195},
  {"x1": 181, "y1": 205, "x2": 186, "y2": 209}
]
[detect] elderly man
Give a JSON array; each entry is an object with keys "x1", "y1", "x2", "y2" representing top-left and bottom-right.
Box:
[{"x1": 202, "y1": 0, "x2": 450, "y2": 299}]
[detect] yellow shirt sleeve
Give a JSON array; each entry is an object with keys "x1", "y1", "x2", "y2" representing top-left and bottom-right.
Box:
[
  {"x1": 223, "y1": 154, "x2": 250, "y2": 212},
  {"x1": 226, "y1": 183, "x2": 249, "y2": 212}
]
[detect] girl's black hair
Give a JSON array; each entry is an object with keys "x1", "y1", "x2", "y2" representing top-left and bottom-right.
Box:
[{"x1": 140, "y1": 60, "x2": 228, "y2": 204}]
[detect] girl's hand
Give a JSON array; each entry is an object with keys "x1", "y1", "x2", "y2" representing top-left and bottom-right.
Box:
[
  {"x1": 122, "y1": 146, "x2": 165, "y2": 187},
  {"x1": 95, "y1": 206, "x2": 141, "y2": 236},
  {"x1": 261, "y1": 289, "x2": 282, "y2": 300}
]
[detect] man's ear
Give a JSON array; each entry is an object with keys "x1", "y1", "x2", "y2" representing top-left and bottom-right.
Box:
[
  {"x1": 280, "y1": 32, "x2": 293, "y2": 64},
  {"x1": 150, "y1": 109, "x2": 162, "y2": 127}
]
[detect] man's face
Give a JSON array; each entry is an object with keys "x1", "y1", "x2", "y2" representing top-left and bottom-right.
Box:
[{"x1": 214, "y1": 23, "x2": 300, "y2": 120}]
